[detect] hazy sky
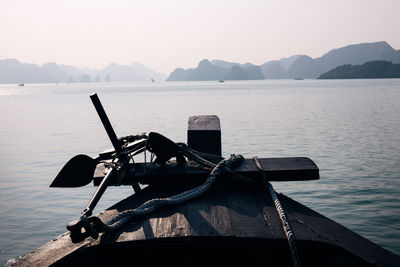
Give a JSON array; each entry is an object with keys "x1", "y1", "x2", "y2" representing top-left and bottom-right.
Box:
[{"x1": 1, "y1": 0, "x2": 399, "y2": 74}]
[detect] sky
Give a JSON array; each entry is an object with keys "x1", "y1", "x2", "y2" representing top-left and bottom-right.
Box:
[{"x1": 1, "y1": 0, "x2": 400, "y2": 74}]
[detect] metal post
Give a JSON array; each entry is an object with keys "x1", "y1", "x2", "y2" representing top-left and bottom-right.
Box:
[
  {"x1": 90, "y1": 93, "x2": 122, "y2": 154},
  {"x1": 82, "y1": 167, "x2": 116, "y2": 217}
]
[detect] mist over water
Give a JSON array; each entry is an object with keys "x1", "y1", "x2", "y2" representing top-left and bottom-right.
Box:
[{"x1": 0, "y1": 79, "x2": 399, "y2": 265}]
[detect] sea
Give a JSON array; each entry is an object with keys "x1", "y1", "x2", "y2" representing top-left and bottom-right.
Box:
[{"x1": 0, "y1": 79, "x2": 399, "y2": 265}]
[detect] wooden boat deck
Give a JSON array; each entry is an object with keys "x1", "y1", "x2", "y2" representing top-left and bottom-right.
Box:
[{"x1": 14, "y1": 182, "x2": 400, "y2": 267}]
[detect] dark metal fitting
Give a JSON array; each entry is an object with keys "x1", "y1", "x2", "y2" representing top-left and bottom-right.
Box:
[
  {"x1": 66, "y1": 219, "x2": 82, "y2": 233},
  {"x1": 88, "y1": 216, "x2": 107, "y2": 233}
]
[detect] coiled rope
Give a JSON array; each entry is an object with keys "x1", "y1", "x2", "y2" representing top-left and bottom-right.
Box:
[
  {"x1": 82, "y1": 154, "x2": 243, "y2": 235},
  {"x1": 178, "y1": 144, "x2": 254, "y2": 184},
  {"x1": 77, "y1": 144, "x2": 300, "y2": 267},
  {"x1": 253, "y1": 156, "x2": 301, "y2": 267}
]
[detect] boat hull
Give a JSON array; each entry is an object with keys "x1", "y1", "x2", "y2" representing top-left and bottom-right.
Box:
[{"x1": 14, "y1": 183, "x2": 400, "y2": 266}]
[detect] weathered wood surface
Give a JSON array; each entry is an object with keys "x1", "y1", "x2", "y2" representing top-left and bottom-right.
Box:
[
  {"x1": 93, "y1": 157, "x2": 319, "y2": 186},
  {"x1": 14, "y1": 183, "x2": 399, "y2": 266},
  {"x1": 187, "y1": 115, "x2": 222, "y2": 156}
]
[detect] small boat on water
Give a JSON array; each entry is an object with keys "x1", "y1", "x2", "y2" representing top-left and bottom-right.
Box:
[{"x1": 14, "y1": 94, "x2": 400, "y2": 267}]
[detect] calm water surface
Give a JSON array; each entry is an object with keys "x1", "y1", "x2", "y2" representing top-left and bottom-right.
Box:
[{"x1": 0, "y1": 80, "x2": 399, "y2": 265}]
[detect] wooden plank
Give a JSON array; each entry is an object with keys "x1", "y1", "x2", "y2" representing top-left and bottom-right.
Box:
[
  {"x1": 93, "y1": 157, "x2": 319, "y2": 186},
  {"x1": 99, "y1": 184, "x2": 285, "y2": 242}
]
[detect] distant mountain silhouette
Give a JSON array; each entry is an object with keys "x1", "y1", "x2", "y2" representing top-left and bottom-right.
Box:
[
  {"x1": 262, "y1": 41, "x2": 400, "y2": 79},
  {"x1": 0, "y1": 59, "x2": 68, "y2": 83},
  {"x1": 261, "y1": 55, "x2": 303, "y2": 79},
  {"x1": 167, "y1": 41, "x2": 400, "y2": 81},
  {"x1": 210, "y1": 60, "x2": 254, "y2": 69},
  {"x1": 187, "y1": 59, "x2": 229, "y2": 81},
  {"x1": 166, "y1": 59, "x2": 264, "y2": 81},
  {"x1": 260, "y1": 61, "x2": 287, "y2": 79},
  {"x1": 318, "y1": 61, "x2": 400, "y2": 79},
  {"x1": 0, "y1": 59, "x2": 166, "y2": 84},
  {"x1": 3, "y1": 41, "x2": 400, "y2": 83},
  {"x1": 224, "y1": 65, "x2": 264, "y2": 80},
  {"x1": 165, "y1": 67, "x2": 194, "y2": 81},
  {"x1": 96, "y1": 62, "x2": 166, "y2": 82}
]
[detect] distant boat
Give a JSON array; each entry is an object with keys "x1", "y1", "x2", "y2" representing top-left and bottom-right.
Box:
[
  {"x1": 151, "y1": 78, "x2": 155, "y2": 83},
  {"x1": 218, "y1": 80, "x2": 224, "y2": 82},
  {"x1": 18, "y1": 83, "x2": 24, "y2": 86},
  {"x1": 294, "y1": 78, "x2": 304, "y2": 80}
]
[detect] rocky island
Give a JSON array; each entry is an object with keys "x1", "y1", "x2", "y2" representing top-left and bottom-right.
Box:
[
  {"x1": 318, "y1": 61, "x2": 400, "y2": 79},
  {"x1": 166, "y1": 59, "x2": 264, "y2": 81}
]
